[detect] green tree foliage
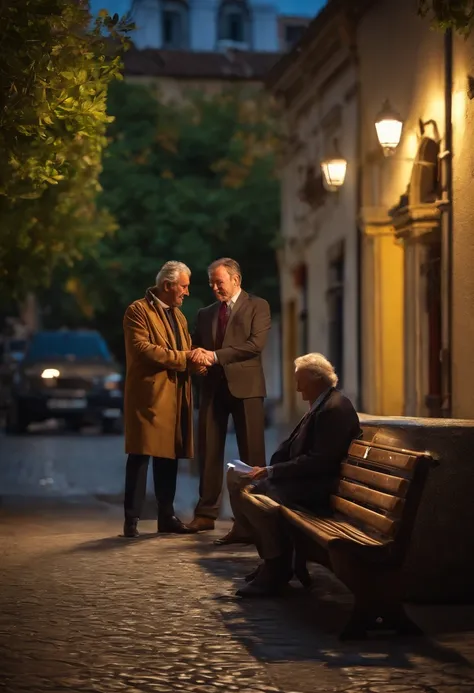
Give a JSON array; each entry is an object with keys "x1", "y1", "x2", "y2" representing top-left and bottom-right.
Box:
[
  {"x1": 0, "y1": 0, "x2": 132, "y2": 298},
  {"x1": 418, "y1": 0, "x2": 474, "y2": 34},
  {"x1": 45, "y1": 81, "x2": 281, "y2": 360}
]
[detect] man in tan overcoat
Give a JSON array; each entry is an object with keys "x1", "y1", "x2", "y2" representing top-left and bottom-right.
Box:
[{"x1": 122, "y1": 260, "x2": 203, "y2": 537}]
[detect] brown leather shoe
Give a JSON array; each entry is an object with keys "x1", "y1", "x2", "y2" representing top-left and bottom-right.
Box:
[
  {"x1": 213, "y1": 527, "x2": 253, "y2": 546},
  {"x1": 186, "y1": 516, "x2": 215, "y2": 532}
]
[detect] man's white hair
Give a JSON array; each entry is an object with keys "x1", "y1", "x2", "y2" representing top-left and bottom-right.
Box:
[
  {"x1": 294, "y1": 352, "x2": 338, "y2": 388},
  {"x1": 156, "y1": 261, "x2": 191, "y2": 289}
]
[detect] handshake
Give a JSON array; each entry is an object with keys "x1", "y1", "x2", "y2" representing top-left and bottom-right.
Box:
[{"x1": 186, "y1": 347, "x2": 216, "y2": 374}]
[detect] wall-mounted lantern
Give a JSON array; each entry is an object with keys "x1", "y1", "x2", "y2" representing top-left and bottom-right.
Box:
[
  {"x1": 375, "y1": 99, "x2": 404, "y2": 156},
  {"x1": 320, "y1": 139, "x2": 347, "y2": 192}
]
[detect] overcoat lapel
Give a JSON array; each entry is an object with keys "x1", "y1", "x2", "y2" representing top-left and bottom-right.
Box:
[
  {"x1": 175, "y1": 310, "x2": 191, "y2": 349},
  {"x1": 145, "y1": 288, "x2": 175, "y2": 348}
]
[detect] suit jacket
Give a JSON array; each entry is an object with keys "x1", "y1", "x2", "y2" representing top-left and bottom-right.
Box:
[
  {"x1": 193, "y1": 290, "x2": 271, "y2": 399},
  {"x1": 123, "y1": 288, "x2": 193, "y2": 459},
  {"x1": 268, "y1": 388, "x2": 361, "y2": 511}
]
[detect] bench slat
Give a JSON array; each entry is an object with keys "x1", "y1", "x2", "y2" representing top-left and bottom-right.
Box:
[
  {"x1": 340, "y1": 462, "x2": 409, "y2": 496},
  {"x1": 336, "y1": 479, "x2": 404, "y2": 514},
  {"x1": 331, "y1": 495, "x2": 397, "y2": 537},
  {"x1": 349, "y1": 441, "x2": 417, "y2": 472},
  {"x1": 281, "y1": 506, "x2": 385, "y2": 547}
]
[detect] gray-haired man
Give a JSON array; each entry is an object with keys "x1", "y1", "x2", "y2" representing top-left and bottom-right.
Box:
[
  {"x1": 122, "y1": 261, "x2": 205, "y2": 538},
  {"x1": 230, "y1": 353, "x2": 361, "y2": 597}
]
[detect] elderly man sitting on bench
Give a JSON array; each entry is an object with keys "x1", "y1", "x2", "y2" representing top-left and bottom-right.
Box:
[{"x1": 228, "y1": 352, "x2": 361, "y2": 598}]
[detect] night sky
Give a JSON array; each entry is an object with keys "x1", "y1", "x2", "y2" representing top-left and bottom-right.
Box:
[{"x1": 89, "y1": 0, "x2": 327, "y2": 20}]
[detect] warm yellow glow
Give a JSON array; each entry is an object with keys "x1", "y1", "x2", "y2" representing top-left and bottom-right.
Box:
[
  {"x1": 361, "y1": 228, "x2": 404, "y2": 415},
  {"x1": 404, "y1": 131, "x2": 420, "y2": 161},
  {"x1": 321, "y1": 158, "x2": 347, "y2": 190},
  {"x1": 375, "y1": 100, "x2": 403, "y2": 156},
  {"x1": 453, "y1": 89, "x2": 467, "y2": 149},
  {"x1": 41, "y1": 368, "x2": 60, "y2": 379},
  {"x1": 452, "y1": 89, "x2": 466, "y2": 125},
  {"x1": 375, "y1": 119, "x2": 403, "y2": 154}
]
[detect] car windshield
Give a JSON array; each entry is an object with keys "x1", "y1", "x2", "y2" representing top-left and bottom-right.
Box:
[{"x1": 24, "y1": 332, "x2": 112, "y2": 363}]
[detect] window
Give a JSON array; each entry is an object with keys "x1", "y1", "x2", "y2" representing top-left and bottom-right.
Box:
[
  {"x1": 218, "y1": 2, "x2": 250, "y2": 45},
  {"x1": 161, "y1": 1, "x2": 188, "y2": 49},
  {"x1": 226, "y1": 11, "x2": 244, "y2": 42}
]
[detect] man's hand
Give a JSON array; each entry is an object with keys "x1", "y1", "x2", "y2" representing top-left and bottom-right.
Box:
[
  {"x1": 188, "y1": 348, "x2": 215, "y2": 367},
  {"x1": 248, "y1": 466, "x2": 268, "y2": 480},
  {"x1": 189, "y1": 363, "x2": 208, "y2": 376}
]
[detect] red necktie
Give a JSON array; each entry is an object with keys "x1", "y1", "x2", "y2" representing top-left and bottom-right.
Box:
[{"x1": 216, "y1": 302, "x2": 230, "y2": 349}]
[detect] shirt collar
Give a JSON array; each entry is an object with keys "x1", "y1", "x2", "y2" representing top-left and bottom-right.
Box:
[
  {"x1": 310, "y1": 388, "x2": 332, "y2": 412},
  {"x1": 227, "y1": 288, "x2": 242, "y2": 307},
  {"x1": 157, "y1": 297, "x2": 171, "y2": 310},
  {"x1": 149, "y1": 290, "x2": 171, "y2": 310}
]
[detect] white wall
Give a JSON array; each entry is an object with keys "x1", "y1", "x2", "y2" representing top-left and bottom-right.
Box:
[
  {"x1": 132, "y1": 0, "x2": 162, "y2": 49},
  {"x1": 252, "y1": 2, "x2": 279, "y2": 52},
  {"x1": 190, "y1": 0, "x2": 218, "y2": 51}
]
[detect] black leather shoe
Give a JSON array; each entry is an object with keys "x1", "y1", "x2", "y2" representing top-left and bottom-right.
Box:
[
  {"x1": 245, "y1": 564, "x2": 263, "y2": 582},
  {"x1": 236, "y1": 580, "x2": 287, "y2": 598},
  {"x1": 123, "y1": 519, "x2": 139, "y2": 538},
  {"x1": 236, "y1": 559, "x2": 292, "y2": 597},
  {"x1": 158, "y1": 516, "x2": 198, "y2": 534}
]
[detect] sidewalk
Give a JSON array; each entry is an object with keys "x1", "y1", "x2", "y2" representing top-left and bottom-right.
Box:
[{"x1": 1, "y1": 505, "x2": 474, "y2": 693}]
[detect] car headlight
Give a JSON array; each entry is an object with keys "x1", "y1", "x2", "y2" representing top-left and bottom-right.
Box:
[
  {"x1": 104, "y1": 373, "x2": 122, "y2": 390},
  {"x1": 41, "y1": 368, "x2": 60, "y2": 379}
]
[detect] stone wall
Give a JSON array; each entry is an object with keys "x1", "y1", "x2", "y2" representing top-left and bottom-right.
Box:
[{"x1": 361, "y1": 414, "x2": 474, "y2": 603}]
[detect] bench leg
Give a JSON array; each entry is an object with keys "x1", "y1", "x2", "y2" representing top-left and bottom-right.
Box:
[
  {"x1": 339, "y1": 599, "x2": 422, "y2": 641},
  {"x1": 330, "y1": 548, "x2": 423, "y2": 641},
  {"x1": 380, "y1": 604, "x2": 424, "y2": 637}
]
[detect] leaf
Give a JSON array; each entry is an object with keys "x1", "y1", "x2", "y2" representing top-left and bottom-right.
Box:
[{"x1": 0, "y1": 0, "x2": 131, "y2": 298}]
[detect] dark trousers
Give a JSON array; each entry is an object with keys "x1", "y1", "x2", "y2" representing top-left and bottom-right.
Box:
[
  {"x1": 195, "y1": 380, "x2": 266, "y2": 520},
  {"x1": 124, "y1": 454, "x2": 178, "y2": 521},
  {"x1": 228, "y1": 475, "x2": 288, "y2": 559}
]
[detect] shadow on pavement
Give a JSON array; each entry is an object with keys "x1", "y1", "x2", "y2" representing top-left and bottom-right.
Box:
[
  {"x1": 195, "y1": 544, "x2": 474, "y2": 674},
  {"x1": 67, "y1": 533, "x2": 161, "y2": 551}
]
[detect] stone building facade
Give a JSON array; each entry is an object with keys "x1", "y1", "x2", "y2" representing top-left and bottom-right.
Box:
[{"x1": 269, "y1": 0, "x2": 474, "y2": 420}]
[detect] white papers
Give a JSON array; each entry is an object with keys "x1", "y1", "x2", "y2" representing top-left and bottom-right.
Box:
[{"x1": 227, "y1": 459, "x2": 254, "y2": 475}]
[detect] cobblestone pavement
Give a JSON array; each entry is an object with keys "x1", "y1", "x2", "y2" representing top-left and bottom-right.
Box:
[
  {"x1": 1, "y1": 505, "x2": 474, "y2": 693},
  {"x1": 0, "y1": 424, "x2": 283, "y2": 517}
]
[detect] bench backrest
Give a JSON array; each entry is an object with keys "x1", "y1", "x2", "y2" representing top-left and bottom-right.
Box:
[{"x1": 331, "y1": 439, "x2": 434, "y2": 555}]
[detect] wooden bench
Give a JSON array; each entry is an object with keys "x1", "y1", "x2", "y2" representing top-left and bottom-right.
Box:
[{"x1": 249, "y1": 438, "x2": 437, "y2": 640}]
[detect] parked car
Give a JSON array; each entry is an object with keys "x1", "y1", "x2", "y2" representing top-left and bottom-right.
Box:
[{"x1": 5, "y1": 330, "x2": 123, "y2": 434}]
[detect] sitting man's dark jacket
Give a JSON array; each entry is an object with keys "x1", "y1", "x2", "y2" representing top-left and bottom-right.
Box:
[{"x1": 257, "y1": 387, "x2": 361, "y2": 512}]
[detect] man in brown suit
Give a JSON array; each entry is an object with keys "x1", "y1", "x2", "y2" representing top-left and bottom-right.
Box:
[
  {"x1": 186, "y1": 258, "x2": 271, "y2": 544},
  {"x1": 122, "y1": 260, "x2": 204, "y2": 538}
]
